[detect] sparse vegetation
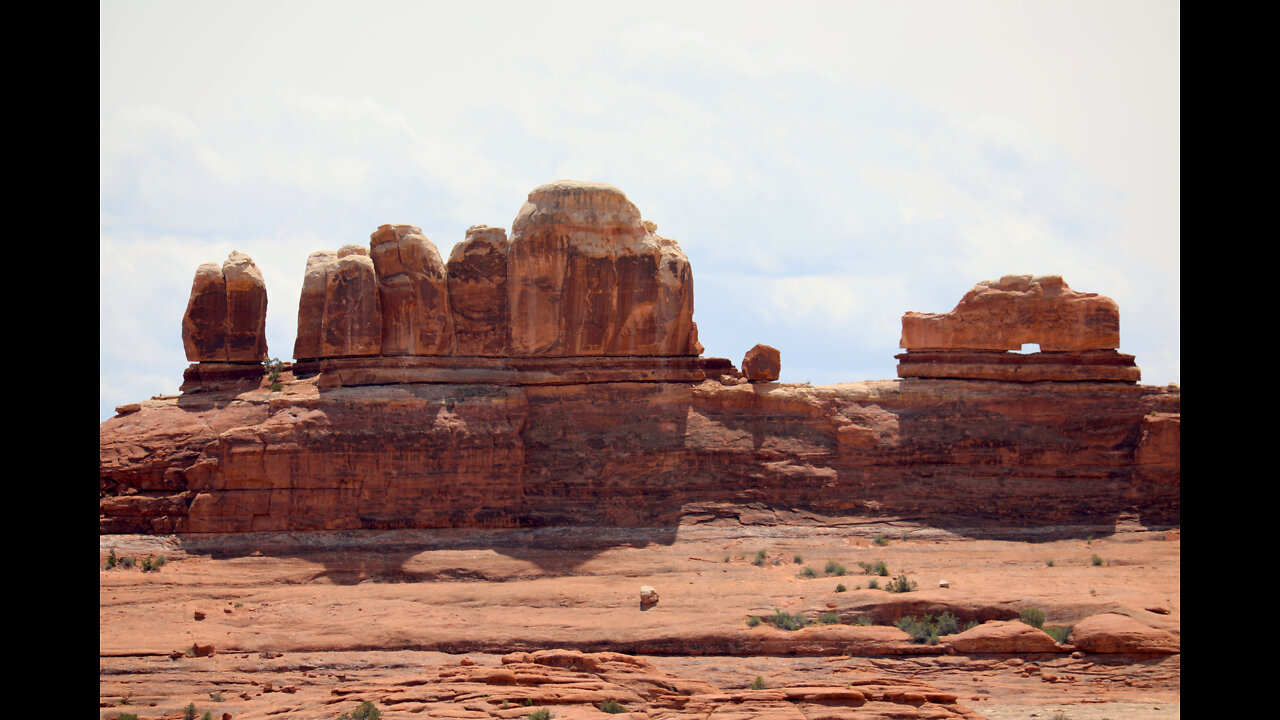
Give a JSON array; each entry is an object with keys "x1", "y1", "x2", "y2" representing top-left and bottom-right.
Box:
[
  {"x1": 210, "y1": 692, "x2": 224, "y2": 702},
  {"x1": 895, "y1": 612, "x2": 964, "y2": 644},
  {"x1": 106, "y1": 549, "x2": 118, "y2": 569},
  {"x1": 746, "y1": 615, "x2": 762, "y2": 627},
  {"x1": 264, "y1": 357, "x2": 285, "y2": 392},
  {"x1": 886, "y1": 573, "x2": 917, "y2": 593},
  {"x1": 872, "y1": 534, "x2": 889, "y2": 546},
  {"x1": 119, "y1": 555, "x2": 136, "y2": 568},
  {"x1": 799, "y1": 566, "x2": 818, "y2": 578},
  {"x1": 753, "y1": 549, "x2": 767, "y2": 566},
  {"x1": 1019, "y1": 608, "x2": 1046, "y2": 629},
  {"x1": 526, "y1": 709, "x2": 553, "y2": 720},
  {"x1": 793, "y1": 554, "x2": 803, "y2": 564},
  {"x1": 751, "y1": 675, "x2": 766, "y2": 690},
  {"x1": 1045, "y1": 625, "x2": 1072, "y2": 643},
  {"x1": 823, "y1": 560, "x2": 847, "y2": 576},
  {"x1": 1050, "y1": 712, "x2": 1070, "y2": 720},
  {"x1": 868, "y1": 578, "x2": 880, "y2": 590},
  {"x1": 600, "y1": 699, "x2": 628, "y2": 714},
  {"x1": 142, "y1": 554, "x2": 166, "y2": 572},
  {"x1": 835, "y1": 583, "x2": 847, "y2": 593},
  {"x1": 851, "y1": 615, "x2": 871, "y2": 626},
  {"x1": 116, "y1": 714, "x2": 139, "y2": 720},
  {"x1": 1045, "y1": 558, "x2": 1055, "y2": 567},
  {"x1": 337, "y1": 701, "x2": 383, "y2": 720},
  {"x1": 819, "y1": 611, "x2": 841, "y2": 625},
  {"x1": 858, "y1": 560, "x2": 889, "y2": 576},
  {"x1": 771, "y1": 608, "x2": 807, "y2": 631},
  {"x1": 184, "y1": 703, "x2": 198, "y2": 720},
  {"x1": 1091, "y1": 553, "x2": 1104, "y2": 566}
]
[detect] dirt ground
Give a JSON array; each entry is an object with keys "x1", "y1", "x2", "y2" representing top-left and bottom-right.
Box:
[{"x1": 99, "y1": 518, "x2": 1179, "y2": 719}]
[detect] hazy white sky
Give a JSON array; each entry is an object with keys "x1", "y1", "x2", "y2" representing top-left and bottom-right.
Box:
[{"x1": 100, "y1": 0, "x2": 1179, "y2": 420}]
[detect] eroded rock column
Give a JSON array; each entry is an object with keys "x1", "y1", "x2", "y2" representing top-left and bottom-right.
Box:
[
  {"x1": 448, "y1": 225, "x2": 511, "y2": 356},
  {"x1": 182, "y1": 251, "x2": 268, "y2": 362},
  {"x1": 370, "y1": 224, "x2": 455, "y2": 356}
]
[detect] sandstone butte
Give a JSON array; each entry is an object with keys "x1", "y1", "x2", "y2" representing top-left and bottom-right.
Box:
[{"x1": 100, "y1": 180, "x2": 1180, "y2": 720}]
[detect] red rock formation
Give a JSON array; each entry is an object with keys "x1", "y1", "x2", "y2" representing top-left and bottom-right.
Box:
[
  {"x1": 294, "y1": 246, "x2": 382, "y2": 360},
  {"x1": 743, "y1": 344, "x2": 781, "y2": 382},
  {"x1": 901, "y1": 275, "x2": 1120, "y2": 352},
  {"x1": 181, "y1": 251, "x2": 268, "y2": 362},
  {"x1": 370, "y1": 224, "x2": 455, "y2": 356},
  {"x1": 1069, "y1": 613, "x2": 1180, "y2": 654},
  {"x1": 508, "y1": 181, "x2": 699, "y2": 357},
  {"x1": 100, "y1": 375, "x2": 1181, "y2": 534},
  {"x1": 447, "y1": 225, "x2": 510, "y2": 356}
]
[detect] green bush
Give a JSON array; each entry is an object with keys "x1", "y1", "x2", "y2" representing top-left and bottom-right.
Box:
[
  {"x1": 116, "y1": 715, "x2": 139, "y2": 720},
  {"x1": 895, "y1": 612, "x2": 965, "y2": 644},
  {"x1": 210, "y1": 692, "x2": 224, "y2": 702},
  {"x1": 793, "y1": 554, "x2": 803, "y2": 564},
  {"x1": 600, "y1": 699, "x2": 627, "y2": 714},
  {"x1": 819, "y1": 611, "x2": 841, "y2": 625},
  {"x1": 1044, "y1": 625, "x2": 1072, "y2": 643},
  {"x1": 886, "y1": 573, "x2": 917, "y2": 593},
  {"x1": 106, "y1": 549, "x2": 118, "y2": 569},
  {"x1": 858, "y1": 560, "x2": 888, "y2": 576},
  {"x1": 851, "y1": 615, "x2": 871, "y2": 626},
  {"x1": 753, "y1": 549, "x2": 767, "y2": 566},
  {"x1": 824, "y1": 560, "x2": 847, "y2": 576},
  {"x1": 119, "y1": 555, "x2": 136, "y2": 568},
  {"x1": 746, "y1": 615, "x2": 762, "y2": 627},
  {"x1": 872, "y1": 534, "x2": 889, "y2": 546},
  {"x1": 771, "y1": 608, "x2": 806, "y2": 631},
  {"x1": 799, "y1": 566, "x2": 817, "y2": 578},
  {"x1": 184, "y1": 704, "x2": 197, "y2": 720},
  {"x1": 1019, "y1": 608, "x2": 1046, "y2": 629},
  {"x1": 526, "y1": 709, "x2": 553, "y2": 720},
  {"x1": 750, "y1": 675, "x2": 765, "y2": 690},
  {"x1": 337, "y1": 701, "x2": 383, "y2": 720},
  {"x1": 1091, "y1": 553, "x2": 1103, "y2": 566},
  {"x1": 835, "y1": 583, "x2": 847, "y2": 593},
  {"x1": 1045, "y1": 558, "x2": 1055, "y2": 567},
  {"x1": 867, "y1": 578, "x2": 880, "y2": 590}
]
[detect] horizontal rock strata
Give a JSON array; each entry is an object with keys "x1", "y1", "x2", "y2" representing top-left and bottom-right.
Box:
[
  {"x1": 895, "y1": 350, "x2": 1140, "y2": 383},
  {"x1": 100, "y1": 377, "x2": 1180, "y2": 534}
]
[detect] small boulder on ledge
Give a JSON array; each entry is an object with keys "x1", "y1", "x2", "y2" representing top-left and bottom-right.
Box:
[
  {"x1": 640, "y1": 585, "x2": 659, "y2": 609},
  {"x1": 743, "y1": 344, "x2": 781, "y2": 382}
]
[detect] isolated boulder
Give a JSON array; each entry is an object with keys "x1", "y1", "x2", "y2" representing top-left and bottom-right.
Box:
[
  {"x1": 1069, "y1": 613, "x2": 1179, "y2": 654},
  {"x1": 743, "y1": 344, "x2": 781, "y2": 382},
  {"x1": 945, "y1": 620, "x2": 1063, "y2": 653}
]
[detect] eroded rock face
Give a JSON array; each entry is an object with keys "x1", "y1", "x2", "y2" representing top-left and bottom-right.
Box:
[
  {"x1": 294, "y1": 246, "x2": 382, "y2": 360},
  {"x1": 1069, "y1": 613, "x2": 1180, "y2": 654},
  {"x1": 370, "y1": 224, "x2": 455, "y2": 356},
  {"x1": 900, "y1": 275, "x2": 1120, "y2": 352},
  {"x1": 181, "y1": 252, "x2": 268, "y2": 362},
  {"x1": 447, "y1": 225, "x2": 510, "y2": 356},
  {"x1": 508, "y1": 181, "x2": 699, "y2": 356}
]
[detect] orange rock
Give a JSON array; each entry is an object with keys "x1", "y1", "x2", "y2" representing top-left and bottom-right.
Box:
[
  {"x1": 743, "y1": 344, "x2": 781, "y2": 382},
  {"x1": 182, "y1": 252, "x2": 268, "y2": 362},
  {"x1": 945, "y1": 620, "x2": 1063, "y2": 653},
  {"x1": 448, "y1": 225, "x2": 511, "y2": 356},
  {"x1": 370, "y1": 224, "x2": 455, "y2": 356},
  {"x1": 1069, "y1": 613, "x2": 1180, "y2": 654},
  {"x1": 900, "y1": 275, "x2": 1120, "y2": 352}
]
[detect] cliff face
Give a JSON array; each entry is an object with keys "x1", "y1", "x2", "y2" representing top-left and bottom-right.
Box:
[
  {"x1": 107, "y1": 181, "x2": 1179, "y2": 535},
  {"x1": 100, "y1": 376, "x2": 1180, "y2": 534}
]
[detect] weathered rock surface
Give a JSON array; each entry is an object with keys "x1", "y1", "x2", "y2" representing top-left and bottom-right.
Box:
[
  {"x1": 508, "y1": 180, "x2": 700, "y2": 357},
  {"x1": 294, "y1": 247, "x2": 383, "y2": 359},
  {"x1": 101, "y1": 376, "x2": 1180, "y2": 534},
  {"x1": 945, "y1": 621, "x2": 1063, "y2": 654},
  {"x1": 448, "y1": 225, "x2": 511, "y2": 356},
  {"x1": 181, "y1": 251, "x2": 268, "y2": 362},
  {"x1": 901, "y1": 275, "x2": 1120, "y2": 352},
  {"x1": 1069, "y1": 613, "x2": 1180, "y2": 654},
  {"x1": 370, "y1": 224, "x2": 455, "y2": 356},
  {"x1": 743, "y1": 343, "x2": 781, "y2": 382}
]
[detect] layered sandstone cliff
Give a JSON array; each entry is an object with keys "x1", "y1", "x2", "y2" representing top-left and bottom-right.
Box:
[{"x1": 110, "y1": 182, "x2": 1179, "y2": 536}]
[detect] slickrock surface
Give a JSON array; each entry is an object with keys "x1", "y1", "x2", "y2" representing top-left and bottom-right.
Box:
[
  {"x1": 99, "y1": 523, "x2": 1180, "y2": 719},
  {"x1": 900, "y1": 275, "x2": 1119, "y2": 352},
  {"x1": 182, "y1": 252, "x2": 268, "y2": 363}
]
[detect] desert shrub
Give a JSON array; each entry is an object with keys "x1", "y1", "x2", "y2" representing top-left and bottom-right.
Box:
[
  {"x1": 868, "y1": 579, "x2": 880, "y2": 590},
  {"x1": 793, "y1": 554, "x2": 803, "y2": 564},
  {"x1": 1044, "y1": 625, "x2": 1072, "y2": 643},
  {"x1": 142, "y1": 554, "x2": 163, "y2": 572},
  {"x1": 935, "y1": 611, "x2": 960, "y2": 636},
  {"x1": 526, "y1": 709, "x2": 553, "y2": 720},
  {"x1": 1050, "y1": 713, "x2": 1070, "y2": 720},
  {"x1": 210, "y1": 692, "x2": 224, "y2": 702},
  {"x1": 1091, "y1": 553, "x2": 1103, "y2": 566},
  {"x1": 835, "y1": 583, "x2": 847, "y2": 593},
  {"x1": 819, "y1": 611, "x2": 841, "y2": 625},
  {"x1": 872, "y1": 534, "x2": 889, "y2": 546},
  {"x1": 600, "y1": 699, "x2": 627, "y2": 714},
  {"x1": 750, "y1": 675, "x2": 765, "y2": 690},
  {"x1": 858, "y1": 560, "x2": 888, "y2": 576},
  {"x1": 753, "y1": 549, "x2": 767, "y2": 566},
  {"x1": 116, "y1": 715, "x2": 139, "y2": 720},
  {"x1": 184, "y1": 704, "x2": 197, "y2": 720},
  {"x1": 799, "y1": 566, "x2": 817, "y2": 578},
  {"x1": 851, "y1": 615, "x2": 871, "y2": 626},
  {"x1": 746, "y1": 615, "x2": 762, "y2": 627},
  {"x1": 886, "y1": 573, "x2": 917, "y2": 593},
  {"x1": 1019, "y1": 608, "x2": 1046, "y2": 629},
  {"x1": 896, "y1": 612, "x2": 965, "y2": 644},
  {"x1": 1045, "y1": 558, "x2": 1055, "y2": 567},
  {"x1": 119, "y1": 555, "x2": 136, "y2": 568},
  {"x1": 337, "y1": 701, "x2": 383, "y2": 720},
  {"x1": 106, "y1": 549, "x2": 118, "y2": 569},
  {"x1": 771, "y1": 608, "x2": 806, "y2": 631},
  {"x1": 824, "y1": 560, "x2": 847, "y2": 576}
]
